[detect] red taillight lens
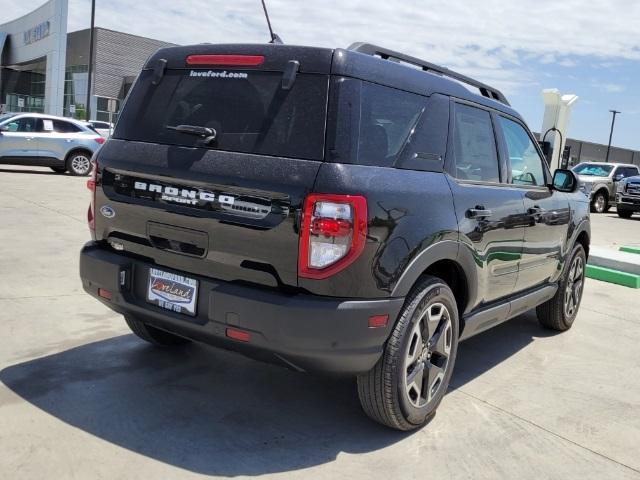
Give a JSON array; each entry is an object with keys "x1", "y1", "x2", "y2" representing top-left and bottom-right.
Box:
[
  {"x1": 298, "y1": 194, "x2": 367, "y2": 280},
  {"x1": 226, "y1": 327, "x2": 251, "y2": 342},
  {"x1": 98, "y1": 288, "x2": 112, "y2": 300},
  {"x1": 185, "y1": 54, "x2": 264, "y2": 66},
  {"x1": 87, "y1": 160, "x2": 97, "y2": 231},
  {"x1": 94, "y1": 137, "x2": 105, "y2": 145}
]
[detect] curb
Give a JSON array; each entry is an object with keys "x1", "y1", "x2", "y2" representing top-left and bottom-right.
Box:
[
  {"x1": 620, "y1": 246, "x2": 640, "y2": 255},
  {"x1": 585, "y1": 264, "x2": 640, "y2": 289}
]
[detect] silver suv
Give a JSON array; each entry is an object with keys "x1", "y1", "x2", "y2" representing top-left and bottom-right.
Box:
[
  {"x1": 0, "y1": 113, "x2": 105, "y2": 175},
  {"x1": 572, "y1": 162, "x2": 640, "y2": 213}
]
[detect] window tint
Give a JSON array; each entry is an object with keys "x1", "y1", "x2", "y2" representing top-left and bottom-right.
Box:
[
  {"x1": 53, "y1": 120, "x2": 82, "y2": 133},
  {"x1": 115, "y1": 69, "x2": 328, "y2": 161},
  {"x1": 13, "y1": 117, "x2": 41, "y2": 133},
  {"x1": 453, "y1": 104, "x2": 499, "y2": 182},
  {"x1": 621, "y1": 167, "x2": 639, "y2": 178},
  {"x1": 499, "y1": 116, "x2": 546, "y2": 186},
  {"x1": 327, "y1": 78, "x2": 426, "y2": 167}
]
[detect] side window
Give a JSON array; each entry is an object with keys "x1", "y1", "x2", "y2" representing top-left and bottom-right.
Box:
[
  {"x1": 623, "y1": 167, "x2": 639, "y2": 178},
  {"x1": 326, "y1": 78, "x2": 426, "y2": 167},
  {"x1": 498, "y1": 116, "x2": 546, "y2": 186},
  {"x1": 14, "y1": 117, "x2": 40, "y2": 133},
  {"x1": 53, "y1": 120, "x2": 81, "y2": 133},
  {"x1": 453, "y1": 104, "x2": 499, "y2": 182}
]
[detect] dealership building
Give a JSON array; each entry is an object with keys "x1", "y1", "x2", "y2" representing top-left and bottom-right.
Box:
[{"x1": 0, "y1": 0, "x2": 172, "y2": 121}]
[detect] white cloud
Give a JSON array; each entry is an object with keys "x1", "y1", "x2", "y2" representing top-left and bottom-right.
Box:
[
  {"x1": 2, "y1": 0, "x2": 639, "y2": 94},
  {"x1": 591, "y1": 81, "x2": 625, "y2": 93}
]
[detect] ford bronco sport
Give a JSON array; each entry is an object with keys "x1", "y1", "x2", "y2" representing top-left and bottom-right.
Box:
[{"x1": 80, "y1": 42, "x2": 590, "y2": 430}]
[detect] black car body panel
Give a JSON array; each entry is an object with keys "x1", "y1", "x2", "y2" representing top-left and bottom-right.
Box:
[{"x1": 80, "y1": 41, "x2": 590, "y2": 375}]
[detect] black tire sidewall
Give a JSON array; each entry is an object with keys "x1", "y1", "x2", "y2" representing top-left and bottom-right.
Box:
[
  {"x1": 559, "y1": 244, "x2": 587, "y2": 327},
  {"x1": 592, "y1": 192, "x2": 606, "y2": 213},
  {"x1": 394, "y1": 280, "x2": 459, "y2": 426}
]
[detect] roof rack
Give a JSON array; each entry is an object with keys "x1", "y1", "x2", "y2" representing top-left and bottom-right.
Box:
[{"x1": 347, "y1": 42, "x2": 510, "y2": 106}]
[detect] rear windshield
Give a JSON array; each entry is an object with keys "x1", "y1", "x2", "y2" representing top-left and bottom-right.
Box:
[{"x1": 114, "y1": 69, "x2": 329, "y2": 161}]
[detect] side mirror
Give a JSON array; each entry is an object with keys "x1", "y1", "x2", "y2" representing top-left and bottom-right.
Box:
[
  {"x1": 614, "y1": 174, "x2": 624, "y2": 182},
  {"x1": 552, "y1": 169, "x2": 578, "y2": 193},
  {"x1": 0, "y1": 125, "x2": 8, "y2": 133}
]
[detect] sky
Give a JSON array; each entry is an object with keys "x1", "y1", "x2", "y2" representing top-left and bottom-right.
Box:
[{"x1": 1, "y1": 0, "x2": 639, "y2": 150}]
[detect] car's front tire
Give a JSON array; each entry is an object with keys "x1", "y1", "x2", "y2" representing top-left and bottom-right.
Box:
[
  {"x1": 537, "y1": 243, "x2": 586, "y2": 331},
  {"x1": 125, "y1": 315, "x2": 191, "y2": 346},
  {"x1": 617, "y1": 207, "x2": 634, "y2": 219},
  {"x1": 590, "y1": 191, "x2": 608, "y2": 213},
  {"x1": 66, "y1": 151, "x2": 93, "y2": 176},
  {"x1": 357, "y1": 276, "x2": 459, "y2": 430}
]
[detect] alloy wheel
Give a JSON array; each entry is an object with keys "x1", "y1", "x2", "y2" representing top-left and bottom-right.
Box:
[
  {"x1": 594, "y1": 194, "x2": 606, "y2": 213},
  {"x1": 71, "y1": 155, "x2": 91, "y2": 175},
  {"x1": 404, "y1": 302, "x2": 453, "y2": 408},
  {"x1": 564, "y1": 255, "x2": 584, "y2": 318}
]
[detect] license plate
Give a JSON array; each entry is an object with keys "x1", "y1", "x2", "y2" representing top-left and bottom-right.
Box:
[{"x1": 147, "y1": 268, "x2": 198, "y2": 316}]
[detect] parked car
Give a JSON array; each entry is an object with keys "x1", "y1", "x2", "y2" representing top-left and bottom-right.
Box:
[
  {"x1": 572, "y1": 162, "x2": 639, "y2": 213},
  {"x1": 79, "y1": 42, "x2": 590, "y2": 430},
  {"x1": 86, "y1": 120, "x2": 114, "y2": 138},
  {"x1": 0, "y1": 113, "x2": 105, "y2": 175},
  {"x1": 616, "y1": 174, "x2": 640, "y2": 218}
]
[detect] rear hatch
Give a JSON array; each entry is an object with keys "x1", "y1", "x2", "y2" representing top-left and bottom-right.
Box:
[{"x1": 93, "y1": 44, "x2": 333, "y2": 289}]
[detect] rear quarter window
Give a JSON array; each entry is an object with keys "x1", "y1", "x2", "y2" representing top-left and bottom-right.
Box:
[{"x1": 327, "y1": 78, "x2": 427, "y2": 167}]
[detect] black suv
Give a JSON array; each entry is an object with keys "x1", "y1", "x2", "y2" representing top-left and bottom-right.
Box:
[{"x1": 80, "y1": 42, "x2": 590, "y2": 431}]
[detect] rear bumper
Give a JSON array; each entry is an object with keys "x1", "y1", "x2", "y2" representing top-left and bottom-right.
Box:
[{"x1": 79, "y1": 242, "x2": 404, "y2": 376}]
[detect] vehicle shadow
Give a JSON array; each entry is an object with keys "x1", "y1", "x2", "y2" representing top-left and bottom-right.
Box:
[
  {"x1": 0, "y1": 167, "x2": 60, "y2": 176},
  {"x1": 0, "y1": 311, "x2": 547, "y2": 476}
]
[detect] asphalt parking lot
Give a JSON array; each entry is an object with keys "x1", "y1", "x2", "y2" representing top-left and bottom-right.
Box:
[{"x1": 1, "y1": 165, "x2": 639, "y2": 479}]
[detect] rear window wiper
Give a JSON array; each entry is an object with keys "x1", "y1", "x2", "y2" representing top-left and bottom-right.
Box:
[{"x1": 166, "y1": 124, "x2": 217, "y2": 144}]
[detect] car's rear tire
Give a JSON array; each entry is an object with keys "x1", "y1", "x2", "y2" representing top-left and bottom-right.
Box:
[
  {"x1": 357, "y1": 276, "x2": 459, "y2": 431},
  {"x1": 50, "y1": 166, "x2": 67, "y2": 173},
  {"x1": 537, "y1": 243, "x2": 586, "y2": 331},
  {"x1": 66, "y1": 151, "x2": 92, "y2": 176},
  {"x1": 617, "y1": 208, "x2": 633, "y2": 219},
  {"x1": 590, "y1": 191, "x2": 608, "y2": 213},
  {"x1": 124, "y1": 315, "x2": 191, "y2": 346}
]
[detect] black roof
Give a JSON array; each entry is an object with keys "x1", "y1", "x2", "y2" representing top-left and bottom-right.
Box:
[{"x1": 144, "y1": 43, "x2": 521, "y2": 119}]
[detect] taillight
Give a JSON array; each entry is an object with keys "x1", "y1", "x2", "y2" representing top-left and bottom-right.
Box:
[
  {"x1": 87, "y1": 160, "x2": 97, "y2": 231},
  {"x1": 298, "y1": 194, "x2": 367, "y2": 279},
  {"x1": 185, "y1": 54, "x2": 264, "y2": 66},
  {"x1": 94, "y1": 137, "x2": 105, "y2": 145}
]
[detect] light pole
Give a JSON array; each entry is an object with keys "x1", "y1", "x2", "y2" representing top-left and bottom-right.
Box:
[
  {"x1": 605, "y1": 109, "x2": 620, "y2": 163},
  {"x1": 85, "y1": 0, "x2": 96, "y2": 120}
]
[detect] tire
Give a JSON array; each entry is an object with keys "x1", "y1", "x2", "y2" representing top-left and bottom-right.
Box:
[
  {"x1": 536, "y1": 243, "x2": 586, "y2": 331},
  {"x1": 590, "y1": 191, "x2": 607, "y2": 213},
  {"x1": 357, "y1": 276, "x2": 459, "y2": 431},
  {"x1": 617, "y1": 208, "x2": 633, "y2": 219},
  {"x1": 124, "y1": 315, "x2": 191, "y2": 346},
  {"x1": 50, "y1": 166, "x2": 67, "y2": 173},
  {"x1": 66, "y1": 151, "x2": 93, "y2": 176}
]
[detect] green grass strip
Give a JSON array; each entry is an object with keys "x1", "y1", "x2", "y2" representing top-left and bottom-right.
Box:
[
  {"x1": 586, "y1": 264, "x2": 640, "y2": 288},
  {"x1": 619, "y1": 246, "x2": 640, "y2": 255}
]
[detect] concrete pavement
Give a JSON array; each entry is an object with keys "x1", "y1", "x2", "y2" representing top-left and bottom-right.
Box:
[{"x1": 1, "y1": 165, "x2": 639, "y2": 479}]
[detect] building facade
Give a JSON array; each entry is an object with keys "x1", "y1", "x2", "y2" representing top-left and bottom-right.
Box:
[{"x1": 1, "y1": 0, "x2": 173, "y2": 121}]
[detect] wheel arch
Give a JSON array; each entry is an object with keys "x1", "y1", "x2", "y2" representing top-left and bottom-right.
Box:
[
  {"x1": 392, "y1": 241, "x2": 473, "y2": 330},
  {"x1": 64, "y1": 147, "x2": 94, "y2": 164}
]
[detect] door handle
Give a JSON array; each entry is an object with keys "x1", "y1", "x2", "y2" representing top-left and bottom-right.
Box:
[{"x1": 466, "y1": 206, "x2": 493, "y2": 219}]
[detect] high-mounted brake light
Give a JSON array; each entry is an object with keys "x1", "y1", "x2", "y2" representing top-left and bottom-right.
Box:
[
  {"x1": 87, "y1": 160, "x2": 97, "y2": 231},
  {"x1": 185, "y1": 54, "x2": 265, "y2": 67},
  {"x1": 298, "y1": 194, "x2": 367, "y2": 280}
]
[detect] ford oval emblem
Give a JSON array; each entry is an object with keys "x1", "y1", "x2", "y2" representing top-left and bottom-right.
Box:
[{"x1": 100, "y1": 205, "x2": 116, "y2": 218}]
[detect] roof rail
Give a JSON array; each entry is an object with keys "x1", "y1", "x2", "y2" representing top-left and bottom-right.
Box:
[{"x1": 347, "y1": 42, "x2": 510, "y2": 106}]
